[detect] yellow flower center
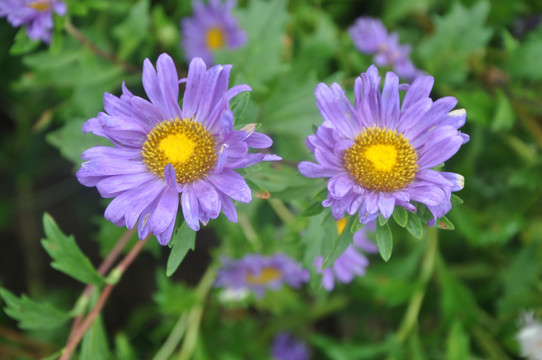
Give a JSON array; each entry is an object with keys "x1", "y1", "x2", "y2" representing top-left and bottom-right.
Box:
[
  {"x1": 142, "y1": 118, "x2": 217, "y2": 184},
  {"x1": 336, "y1": 218, "x2": 347, "y2": 235},
  {"x1": 28, "y1": 0, "x2": 52, "y2": 11},
  {"x1": 343, "y1": 127, "x2": 417, "y2": 192},
  {"x1": 206, "y1": 27, "x2": 225, "y2": 50},
  {"x1": 246, "y1": 267, "x2": 281, "y2": 285}
]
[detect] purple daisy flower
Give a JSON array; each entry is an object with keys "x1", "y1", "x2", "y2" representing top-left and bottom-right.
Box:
[
  {"x1": 349, "y1": 16, "x2": 424, "y2": 80},
  {"x1": 298, "y1": 65, "x2": 468, "y2": 226},
  {"x1": 215, "y1": 254, "x2": 309, "y2": 297},
  {"x1": 271, "y1": 332, "x2": 310, "y2": 360},
  {"x1": 77, "y1": 54, "x2": 279, "y2": 245},
  {"x1": 181, "y1": 0, "x2": 246, "y2": 65},
  {"x1": 314, "y1": 219, "x2": 377, "y2": 291},
  {"x1": 0, "y1": 0, "x2": 66, "y2": 44}
]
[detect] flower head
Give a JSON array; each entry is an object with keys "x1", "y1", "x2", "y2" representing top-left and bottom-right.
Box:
[
  {"x1": 271, "y1": 332, "x2": 310, "y2": 360},
  {"x1": 77, "y1": 54, "x2": 279, "y2": 245},
  {"x1": 0, "y1": 0, "x2": 66, "y2": 43},
  {"x1": 314, "y1": 219, "x2": 377, "y2": 291},
  {"x1": 349, "y1": 17, "x2": 424, "y2": 80},
  {"x1": 299, "y1": 66, "x2": 468, "y2": 226},
  {"x1": 181, "y1": 0, "x2": 246, "y2": 65},
  {"x1": 215, "y1": 254, "x2": 309, "y2": 297}
]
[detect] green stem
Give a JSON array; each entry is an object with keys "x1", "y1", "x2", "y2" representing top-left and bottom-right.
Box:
[
  {"x1": 395, "y1": 226, "x2": 439, "y2": 343},
  {"x1": 268, "y1": 199, "x2": 295, "y2": 225}
]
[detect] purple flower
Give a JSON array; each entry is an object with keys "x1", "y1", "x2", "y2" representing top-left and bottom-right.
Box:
[
  {"x1": 0, "y1": 0, "x2": 66, "y2": 44},
  {"x1": 349, "y1": 17, "x2": 424, "y2": 80},
  {"x1": 181, "y1": 0, "x2": 246, "y2": 65},
  {"x1": 314, "y1": 220, "x2": 377, "y2": 291},
  {"x1": 215, "y1": 254, "x2": 309, "y2": 297},
  {"x1": 77, "y1": 54, "x2": 279, "y2": 245},
  {"x1": 271, "y1": 332, "x2": 310, "y2": 360},
  {"x1": 298, "y1": 65, "x2": 468, "y2": 226}
]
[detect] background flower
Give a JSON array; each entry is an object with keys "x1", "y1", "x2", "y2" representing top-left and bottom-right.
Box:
[
  {"x1": 181, "y1": 0, "x2": 247, "y2": 65},
  {"x1": 0, "y1": 0, "x2": 66, "y2": 43},
  {"x1": 271, "y1": 332, "x2": 310, "y2": 360},
  {"x1": 215, "y1": 254, "x2": 309, "y2": 297},
  {"x1": 77, "y1": 54, "x2": 279, "y2": 245},
  {"x1": 299, "y1": 65, "x2": 468, "y2": 225}
]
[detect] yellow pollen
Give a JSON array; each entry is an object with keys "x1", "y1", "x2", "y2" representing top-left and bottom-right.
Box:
[
  {"x1": 142, "y1": 118, "x2": 217, "y2": 184},
  {"x1": 365, "y1": 144, "x2": 397, "y2": 171},
  {"x1": 206, "y1": 27, "x2": 225, "y2": 50},
  {"x1": 28, "y1": 0, "x2": 51, "y2": 11},
  {"x1": 246, "y1": 267, "x2": 281, "y2": 285},
  {"x1": 336, "y1": 218, "x2": 347, "y2": 235},
  {"x1": 343, "y1": 126, "x2": 418, "y2": 192},
  {"x1": 158, "y1": 133, "x2": 195, "y2": 164}
]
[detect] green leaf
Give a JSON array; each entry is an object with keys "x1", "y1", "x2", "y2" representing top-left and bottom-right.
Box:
[
  {"x1": 0, "y1": 288, "x2": 70, "y2": 330},
  {"x1": 321, "y1": 216, "x2": 357, "y2": 269},
  {"x1": 446, "y1": 321, "x2": 470, "y2": 360},
  {"x1": 451, "y1": 194, "x2": 464, "y2": 206},
  {"x1": 506, "y1": 26, "x2": 542, "y2": 82},
  {"x1": 9, "y1": 28, "x2": 40, "y2": 55},
  {"x1": 302, "y1": 212, "x2": 327, "y2": 273},
  {"x1": 490, "y1": 90, "x2": 515, "y2": 132},
  {"x1": 436, "y1": 216, "x2": 455, "y2": 231},
  {"x1": 81, "y1": 314, "x2": 112, "y2": 360},
  {"x1": 376, "y1": 222, "x2": 393, "y2": 262},
  {"x1": 166, "y1": 222, "x2": 196, "y2": 277},
  {"x1": 230, "y1": 91, "x2": 251, "y2": 126},
  {"x1": 111, "y1": 0, "x2": 150, "y2": 60},
  {"x1": 392, "y1": 207, "x2": 408, "y2": 227},
  {"x1": 378, "y1": 214, "x2": 388, "y2": 226},
  {"x1": 301, "y1": 201, "x2": 324, "y2": 217},
  {"x1": 417, "y1": 0, "x2": 492, "y2": 84},
  {"x1": 405, "y1": 212, "x2": 423, "y2": 239},
  {"x1": 41, "y1": 213, "x2": 105, "y2": 285}
]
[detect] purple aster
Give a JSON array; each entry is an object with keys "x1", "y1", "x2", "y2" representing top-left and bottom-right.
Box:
[
  {"x1": 215, "y1": 254, "x2": 309, "y2": 297},
  {"x1": 298, "y1": 65, "x2": 468, "y2": 226},
  {"x1": 77, "y1": 54, "x2": 279, "y2": 245},
  {"x1": 349, "y1": 16, "x2": 424, "y2": 81},
  {"x1": 314, "y1": 219, "x2": 377, "y2": 291},
  {"x1": 271, "y1": 332, "x2": 310, "y2": 360},
  {"x1": 181, "y1": 0, "x2": 246, "y2": 65},
  {"x1": 0, "y1": 0, "x2": 66, "y2": 44}
]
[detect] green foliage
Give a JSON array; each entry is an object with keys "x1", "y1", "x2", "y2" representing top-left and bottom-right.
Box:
[
  {"x1": 0, "y1": 288, "x2": 70, "y2": 330},
  {"x1": 376, "y1": 222, "x2": 393, "y2": 262},
  {"x1": 112, "y1": 0, "x2": 150, "y2": 60},
  {"x1": 166, "y1": 222, "x2": 196, "y2": 277},
  {"x1": 41, "y1": 213, "x2": 105, "y2": 285},
  {"x1": 81, "y1": 315, "x2": 112, "y2": 360}
]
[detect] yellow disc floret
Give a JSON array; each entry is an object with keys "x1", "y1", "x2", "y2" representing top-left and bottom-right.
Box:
[
  {"x1": 142, "y1": 118, "x2": 217, "y2": 184},
  {"x1": 206, "y1": 27, "x2": 225, "y2": 50},
  {"x1": 246, "y1": 267, "x2": 281, "y2": 285},
  {"x1": 28, "y1": 0, "x2": 52, "y2": 11},
  {"x1": 343, "y1": 126, "x2": 417, "y2": 192}
]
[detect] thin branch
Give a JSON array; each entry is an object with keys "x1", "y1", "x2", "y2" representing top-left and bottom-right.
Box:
[
  {"x1": 59, "y1": 235, "x2": 150, "y2": 360},
  {"x1": 64, "y1": 20, "x2": 140, "y2": 74}
]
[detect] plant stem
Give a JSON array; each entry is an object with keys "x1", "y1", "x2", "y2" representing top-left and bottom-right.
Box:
[
  {"x1": 64, "y1": 20, "x2": 140, "y2": 74},
  {"x1": 59, "y1": 235, "x2": 150, "y2": 360},
  {"x1": 395, "y1": 226, "x2": 439, "y2": 343},
  {"x1": 268, "y1": 198, "x2": 295, "y2": 225}
]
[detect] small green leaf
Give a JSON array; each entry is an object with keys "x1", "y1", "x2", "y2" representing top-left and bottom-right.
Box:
[
  {"x1": 405, "y1": 212, "x2": 423, "y2": 239},
  {"x1": 166, "y1": 223, "x2": 196, "y2": 277},
  {"x1": 451, "y1": 194, "x2": 464, "y2": 206},
  {"x1": 321, "y1": 216, "x2": 357, "y2": 269},
  {"x1": 376, "y1": 223, "x2": 393, "y2": 262},
  {"x1": 81, "y1": 314, "x2": 112, "y2": 360},
  {"x1": 10, "y1": 28, "x2": 40, "y2": 55},
  {"x1": 437, "y1": 216, "x2": 455, "y2": 230},
  {"x1": 0, "y1": 288, "x2": 70, "y2": 330},
  {"x1": 231, "y1": 91, "x2": 250, "y2": 124},
  {"x1": 392, "y1": 207, "x2": 408, "y2": 227},
  {"x1": 313, "y1": 187, "x2": 328, "y2": 202},
  {"x1": 41, "y1": 213, "x2": 105, "y2": 285},
  {"x1": 301, "y1": 201, "x2": 324, "y2": 217},
  {"x1": 378, "y1": 214, "x2": 389, "y2": 226},
  {"x1": 351, "y1": 219, "x2": 365, "y2": 233},
  {"x1": 111, "y1": 0, "x2": 150, "y2": 59}
]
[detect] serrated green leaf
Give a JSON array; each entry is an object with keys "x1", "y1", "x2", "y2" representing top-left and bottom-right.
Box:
[
  {"x1": 81, "y1": 314, "x2": 112, "y2": 360},
  {"x1": 321, "y1": 216, "x2": 357, "y2": 269},
  {"x1": 301, "y1": 201, "x2": 324, "y2": 217},
  {"x1": 166, "y1": 222, "x2": 196, "y2": 277},
  {"x1": 10, "y1": 27, "x2": 40, "y2": 55},
  {"x1": 0, "y1": 288, "x2": 70, "y2": 330},
  {"x1": 392, "y1": 207, "x2": 408, "y2": 227},
  {"x1": 437, "y1": 216, "x2": 455, "y2": 231},
  {"x1": 41, "y1": 213, "x2": 105, "y2": 285},
  {"x1": 405, "y1": 212, "x2": 423, "y2": 239},
  {"x1": 376, "y1": 223, "x2": 393, "y2": 262}
]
